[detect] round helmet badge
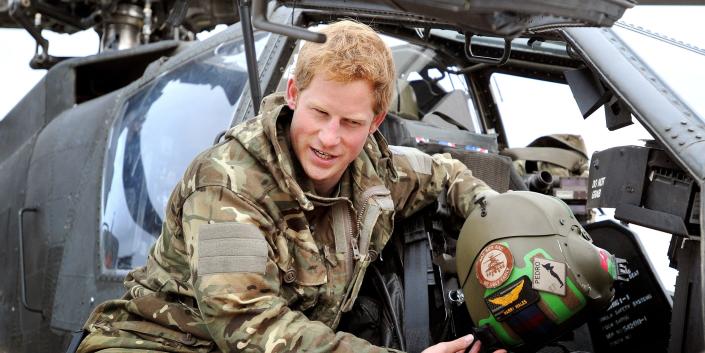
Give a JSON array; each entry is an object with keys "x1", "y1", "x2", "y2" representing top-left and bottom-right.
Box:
[{"x1": 475, "y1": 243, "x2": 514, "y2": 288}]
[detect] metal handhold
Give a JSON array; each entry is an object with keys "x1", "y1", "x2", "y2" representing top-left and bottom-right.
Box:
[
  {"x1": 448, "y1": 289, "x2": 465, "y2": 306},
  {"x1": 464, "y1": 34, "x2": 511, "y2": 65}
]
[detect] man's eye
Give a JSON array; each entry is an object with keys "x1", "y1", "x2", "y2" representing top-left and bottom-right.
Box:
[
  {"x1": 347, "y1": 120, "x2": 362, "y2": 126},
  {"x1": 313, "y1": 108, "x2": 326, "y2": 115}
]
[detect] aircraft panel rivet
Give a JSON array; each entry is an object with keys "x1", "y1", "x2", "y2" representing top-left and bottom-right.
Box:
[
  {"x1": 665, "y1": 127, "x2": 671, "y2": 131},
  {"x1": 679, "y1": 142, "x2": 685, "y2": 146},
  {"x1": 671, "y1": 134, "x2": 678, "y2": 139},
  {"x1": 559, "y1": 219, "x2": 565, "y2": 225},
  {"x1": 681, "y1": 121, "x2": 687, "y2": 125},
  {"x1": 688, "y1": 128, "x2": 694, "y2": 132},
  {"x1": 90, "y1": 297, "x2": 95, "y2": 304},
  {"x1": 696, "y1": 135, "x2": 702, "y2": 139}
]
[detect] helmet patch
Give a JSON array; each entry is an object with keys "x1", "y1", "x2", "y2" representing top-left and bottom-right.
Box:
[
  {"x1": 484, "y1": 276, "x2": 539, "y2": 321},
  {"x1": 532, "y1": 258, "x2": 566, "y2": 296},
  {"x1": 476, "y1": 243, "x2": 514, "y2": 288},
  {"x1": 598, "y1": 249, "x2": 610, "y2": 273}
]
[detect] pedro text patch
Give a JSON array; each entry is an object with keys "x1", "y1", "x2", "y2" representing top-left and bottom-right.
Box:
[{"x1": 532, "y1": 257, "x2": 566, "y2": 296}]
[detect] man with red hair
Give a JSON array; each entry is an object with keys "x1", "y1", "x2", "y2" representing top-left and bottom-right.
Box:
[{"x1": 78, "y1": 20, "x2": 501, "y2": 353}]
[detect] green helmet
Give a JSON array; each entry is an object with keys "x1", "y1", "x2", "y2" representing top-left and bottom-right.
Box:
[{"x1": 456, "y1": 191, "x2": 621, "y2": 351}]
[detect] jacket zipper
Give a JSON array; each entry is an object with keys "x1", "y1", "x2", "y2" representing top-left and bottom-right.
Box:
[
  {"x1": 333, "y1": 185, "x2": 393, "y2": 324},
  {"x1": 342, "y1": 205, "x2": 356, "y2": 281},
  {"x1": 352, "y1": 185, "x2": 391, "y2": 260}
]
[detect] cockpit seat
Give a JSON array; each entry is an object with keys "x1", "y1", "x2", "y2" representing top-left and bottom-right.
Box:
[
  {"x1": 390, "y1": 79, "x2": 420, "y2": 120},
  {"x1": 446, "y1": 148, "x2": 527, "y2": 193},
  {"x1": 421, "y1": 90, "x2": 477, "y2": 132}
]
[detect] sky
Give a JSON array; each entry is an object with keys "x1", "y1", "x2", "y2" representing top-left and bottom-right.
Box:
[{"x1": 0, "y1": 5, "x2": 704, "y2": 291}]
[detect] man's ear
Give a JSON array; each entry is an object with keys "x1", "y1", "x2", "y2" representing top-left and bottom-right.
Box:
[
  {"x1": 286, "y1": 77, "x2": 298, "y2": 110},
  {"x1": 369, "y1": 111, "x2": 387, "y2": 133}
]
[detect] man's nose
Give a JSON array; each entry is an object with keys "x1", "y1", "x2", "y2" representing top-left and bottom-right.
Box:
[{"x1": 318, "y1": 118, "x2": 341, "y2": 147}]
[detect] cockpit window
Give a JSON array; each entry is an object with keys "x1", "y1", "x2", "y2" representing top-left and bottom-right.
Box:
[
  {"x1": 490, "y1": 72, "x2": 677, "y2": 292},
  {"x1": 387, "y1": 39, "x2": 482, "y2": 133},
  {"x1": 490, "y1": 73, "x2": 652, "y2": 156},
  {"x1": 100, "y1": 32, "x2": 270, "y2": 275}
]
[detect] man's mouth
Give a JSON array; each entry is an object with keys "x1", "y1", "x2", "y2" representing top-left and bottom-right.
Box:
[{"x1": 312, "y1": 147, "x2": 335, "y2": 160}]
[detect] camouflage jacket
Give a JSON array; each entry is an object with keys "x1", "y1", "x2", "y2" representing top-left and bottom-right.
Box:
[{"x1": 78, "y1": 93, "x2": 494, "y2": 353}]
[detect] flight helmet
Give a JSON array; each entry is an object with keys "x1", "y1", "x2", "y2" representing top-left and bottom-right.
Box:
[
  {"x1": 456, "y1": 191, "x2": 624, "y2": 351},
  {"x1": 528, "y1": 134, "x2": 589, "y2": 160}
]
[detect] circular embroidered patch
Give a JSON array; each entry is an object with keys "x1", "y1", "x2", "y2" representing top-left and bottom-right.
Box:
[{"x1": 476, "y1": 243, "x2": 514, "y2": 288}]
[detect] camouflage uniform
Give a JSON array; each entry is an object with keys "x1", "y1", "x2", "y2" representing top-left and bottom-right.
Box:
[{"x1": 77, "y1": 93, "x2": 494, "y2": 353}]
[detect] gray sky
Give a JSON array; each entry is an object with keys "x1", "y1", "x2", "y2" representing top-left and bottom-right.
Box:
[{"x1": 0, "y1": 29, "x2": 98, "y2": 118}]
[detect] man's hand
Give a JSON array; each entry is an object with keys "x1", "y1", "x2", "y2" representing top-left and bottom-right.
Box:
[{"x1": 420, "y1": 334, "x2": 508, "y2": 353}]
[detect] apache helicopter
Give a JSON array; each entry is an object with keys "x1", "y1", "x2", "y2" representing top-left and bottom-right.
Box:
[{"x1": 1, "y1": 0, "x2": 703, "y2": 352}]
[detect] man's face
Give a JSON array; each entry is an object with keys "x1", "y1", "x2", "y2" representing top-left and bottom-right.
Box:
[{"x1": 287, "y1": 74, "x2": 385, "y2": 196}]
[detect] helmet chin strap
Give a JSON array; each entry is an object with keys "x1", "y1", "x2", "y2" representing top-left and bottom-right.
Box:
[
  {"x1": 459, "y1": 261, "x2": 475, "y2": 292},
  {"x1": 464, "y1": 326, "x2": 503, "y2": 353}
]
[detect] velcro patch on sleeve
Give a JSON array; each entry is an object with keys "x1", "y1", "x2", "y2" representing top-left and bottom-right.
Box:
[
  {"x1": 389, "y1": 145, "x2": 432, "y2": 175},
  {"x1": 198, "y1": 222, "x2": 268, "y2": 275}
]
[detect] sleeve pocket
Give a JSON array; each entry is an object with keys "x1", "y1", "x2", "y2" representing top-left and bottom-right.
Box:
[{"x1": 197, "y1": 222, "x2": 268, "y2": 275}]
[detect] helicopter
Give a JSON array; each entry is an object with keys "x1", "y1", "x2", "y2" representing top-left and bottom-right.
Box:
[{"x1": 0, "y1": 0, "x2": 703, "y2": 352}]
